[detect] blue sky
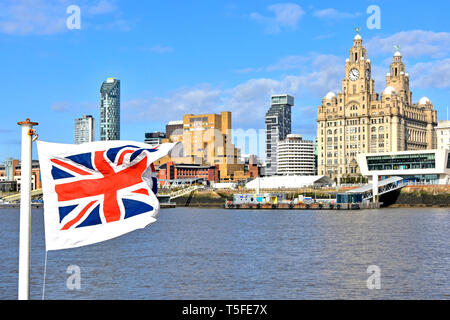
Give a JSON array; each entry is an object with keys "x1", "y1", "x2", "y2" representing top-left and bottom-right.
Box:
[{"x1": 1, "y1": 0, "x2": 450, "y2": 161}]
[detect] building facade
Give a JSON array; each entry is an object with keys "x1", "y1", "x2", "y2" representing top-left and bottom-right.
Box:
[
  {"x1": 436, "y1": 120, "x2": 450, "y2": 150},
  {"x1": 0, "y1": 159, "x2": 42, "y2": 191},
  {"x1": 144, "y1": 132, "x2": 166, "y2": 145},
  {"x1": 165, "y1": 120, "x2": 183, "y2": 139},
  {"x1": 100, "y1": 78, "x2": 120, "y2": 141},
  {"x1": 357, "y1": 149, "x2": 450, "y2": 185},
  {"x1": 277, "y1": 134, "x2": 315, "y2": 176},
  {"x1": 74, "y1": 115, "x2": 95, "y2": 144},
  {"x1": 265, "y1": 94, "x2": 294, "y2": 176},
  {"x1": 317, "y1": 32, "x2": 437, "y2": 183},
  {"x1": 158, "y1": 161, "x2": 220, "y2": 185},
  {"x1": 178, "y1": 112, "x2": 243, "y2": 181}
]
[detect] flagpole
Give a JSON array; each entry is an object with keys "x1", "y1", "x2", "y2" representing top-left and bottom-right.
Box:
[{"x1": 17, "y1": 118, "x2": 38, "y2": 300}]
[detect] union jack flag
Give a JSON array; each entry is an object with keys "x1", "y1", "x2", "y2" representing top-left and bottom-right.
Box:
[{"x1": 37, "y1": 141, "x2": 178, "y2": 251}]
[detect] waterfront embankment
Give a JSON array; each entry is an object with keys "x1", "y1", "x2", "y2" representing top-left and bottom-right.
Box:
[
  {"x1": 170, "y1": 185, "x2": 450, "y2": 208},
  {"x1": 386, "y1": 185, "x2": 450, "y2": 208}
]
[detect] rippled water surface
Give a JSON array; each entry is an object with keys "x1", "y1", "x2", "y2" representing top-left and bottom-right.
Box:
[{"x1": 0, "y1": 207, "x2": 449, "y2": 299}]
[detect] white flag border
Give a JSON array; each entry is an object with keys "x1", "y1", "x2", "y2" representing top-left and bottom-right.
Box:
[{"x1": 37, "y1": 140, "x2": 178, "y2": 251}]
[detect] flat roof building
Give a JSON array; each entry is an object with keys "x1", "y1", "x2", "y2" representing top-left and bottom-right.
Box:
[
  {"x1": 357, "y1": 149, "x2": 450, "y2": 185},
  {"x1": 145, "y1": 132, "x2": 166, "y2": 145},
  {"x1": 74, "y1": 115, "x2": 94, "y2": 144},
  {"x1": 166, "y1": 120, "x2": 183, "y2": 139},
  {"x1": 173, "y1": 111, "x2": 244, "y2": 181},
  {"x1": 158, "y1": 161, "x2": 220, "y2": 186},
  {"x1": 277, "y1": 134, "x2": 315, "y2": 176},
  {"x1": 436, "y1": 120, "x2": 450, "y2": 150}
]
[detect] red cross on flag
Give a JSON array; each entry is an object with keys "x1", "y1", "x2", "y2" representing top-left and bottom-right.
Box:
[{"x1": 37, "y1": 140, "x2": 178, "y2": 251}]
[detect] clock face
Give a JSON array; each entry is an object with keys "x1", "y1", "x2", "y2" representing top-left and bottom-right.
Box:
[
  {"x1": 349, "y1": 68, "x2": 360, "y2": 81},
  {"x1": 365, "y1": 69, "x2": 370, "y2": 79}
]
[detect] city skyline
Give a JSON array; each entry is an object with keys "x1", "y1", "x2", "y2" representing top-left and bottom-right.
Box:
[{"x1": 1, "y1": 1, "x2": 450, "y2": 162}]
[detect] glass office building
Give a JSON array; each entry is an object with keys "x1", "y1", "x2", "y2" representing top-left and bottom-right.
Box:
[
  {"x1": 100, "y1": 78, "x2": 120, "y2": 141},
  {"x1": 366, "y1": 153, "x2": 436, "y2": 171},
  {"x1": 265, "y1": 94, "x2": 294, "y2": 176},
  {"x1": 358, "y1": 149, "x2": 450, "y2": 185}
]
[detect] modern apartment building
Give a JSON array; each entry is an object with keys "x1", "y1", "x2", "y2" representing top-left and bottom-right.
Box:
[
  {"x1": 317, "y1": 32, "x2": 437, "y2": 183},
  {"x1": 265, "y1": 94, "x2": 294, "y2": 176},
  {"x1": 74, "y1": 115, "x2": 95, "y2": 144},
  {"x1": 277, "y1": 134, "x2": 315, "y2": 176},
  {"x1": 100, "y1": 78, "x2": 120, "y2": 141}
]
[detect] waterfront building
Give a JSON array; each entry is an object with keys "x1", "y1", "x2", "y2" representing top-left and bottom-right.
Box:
[
  {"x1": 277, "y1": 134, "x2": 315, "y2": 176},
  {"x1": 357, "y1": 149, "x2": 450, "y2": 185},
  {"x1": 265, "y1": 94, "x2": 294, "y2": 176},
  {"x1": 4, "y1": 158, "x2": 18, "y2": 181},
  {"x1": 74, "y1": 115, "x2": 95, "y2": 144},
  {"x1": 317, "y1": 32, "x2": 437, "y2": 184},
  {"x1": 233, "y1": 154, "x2": 260, "y2": 181},
  {"x1": 166, "y1": 120, "x2": 183, "y2": 139},
  {"x1": 436, "y1": 120, "x2": 450, "y2": 150},
  {"x1": 0, "y1": 159, "x2": 42, "y2": 190},
  {"x1": 145, "y1": 131, "x2": 166, "y2": 145},
  {"x1": 157, "y1": 161, "x2": 220, "y2": 186},
  {"x1": 171, "y1": 111, "x2": 244, "y2": 181},
  {"x1": 100, "y1": 78, "x2": 120, "y2": 141}
]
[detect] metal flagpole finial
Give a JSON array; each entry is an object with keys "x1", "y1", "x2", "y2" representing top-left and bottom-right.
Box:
[{"x1": 17, "y1": 118, "x2": 39, "y2": 126}]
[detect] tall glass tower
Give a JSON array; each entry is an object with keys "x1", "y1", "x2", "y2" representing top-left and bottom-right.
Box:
[
  {"x1": 265, "y1": 94, "x2": 294, "y2": 176},
  {"x1": 100, "y1": 78, "x2": 120, "y2": 141}
]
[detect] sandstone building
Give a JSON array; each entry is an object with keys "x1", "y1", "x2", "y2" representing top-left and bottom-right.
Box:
[{"x1": 317, "y1": 32, "x2": 437, "y2": 183}]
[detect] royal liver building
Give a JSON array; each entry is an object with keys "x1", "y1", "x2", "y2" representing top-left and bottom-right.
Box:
[{"x1": 317, "y1": 31, "x2": 437, "y2": 183}]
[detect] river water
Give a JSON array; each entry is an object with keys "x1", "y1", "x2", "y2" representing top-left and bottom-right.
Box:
[{"x1": 0, "y1": 207, "x2": 449, "y2": 300}]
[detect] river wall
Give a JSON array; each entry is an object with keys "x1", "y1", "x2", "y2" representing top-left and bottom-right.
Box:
[
  {"x1": 384, "y1": 185, "x2": 450, "y2": 208},
  {"x1": 170, "y1": 186, "x2": 450, "y2": 208}
]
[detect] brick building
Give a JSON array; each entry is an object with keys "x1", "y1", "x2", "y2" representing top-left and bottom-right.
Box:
[{"x1": 158, "y1": 161, "x2": 220, "y2": 186}]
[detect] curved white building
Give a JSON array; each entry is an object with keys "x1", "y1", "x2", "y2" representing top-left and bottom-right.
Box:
[{"x1": 277, "y1": 134, "x2": 315, "y2": 176}]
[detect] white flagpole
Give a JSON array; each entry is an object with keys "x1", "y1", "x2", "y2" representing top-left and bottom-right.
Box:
[{"x1": 17, "y1": 118, "x2": 38, "y2": 300}]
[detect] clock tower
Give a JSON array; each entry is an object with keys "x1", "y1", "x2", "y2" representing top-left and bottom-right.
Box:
[
  {"x1": 343, "y1": 31, "x2": 374, "y2": 100},
  {"x1": 316, "y1": 30, "x2": 437, "y2": 183}
]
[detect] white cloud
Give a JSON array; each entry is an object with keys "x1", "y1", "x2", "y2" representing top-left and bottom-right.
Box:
[
  {"x1": 51, "y1": 101, "x2": 70, "y2": 112},
  {"x1": 50, "y1": 100, "x2": 97, "y2": 113},
  {"x1": 123, "y1": 53, "x2": 344, "y2": 129},
  {"x1": 234, "y1": 67, "x2": 263, "y2": 74},
  {"x1": 266, "y1": 55, "x2": 310, "y2": 72},
  {"x1": 250, "y1": 3, "x2": 305, "y2": 33},
  {"x1": 410, "y1": 58, "x2": 450, "y2": 89},
  {"x1": 0, "y1": 0, "x2": 69, "y2": 35},
  {"x1": 86, "y1": 0, "x2": 117, "y2": 15},
  {"x1": 313, "y1": 8, "x2": 360, "y2": 19},
  {"x1": 365, "y1": 30, "x2": 450, "y2": 59},
  {"x1": 123, "y1": 85, "x2": 223, "y2": 123},
  {"x1": 0, "y1": 0, "x2": 127, "y2": 35}
]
